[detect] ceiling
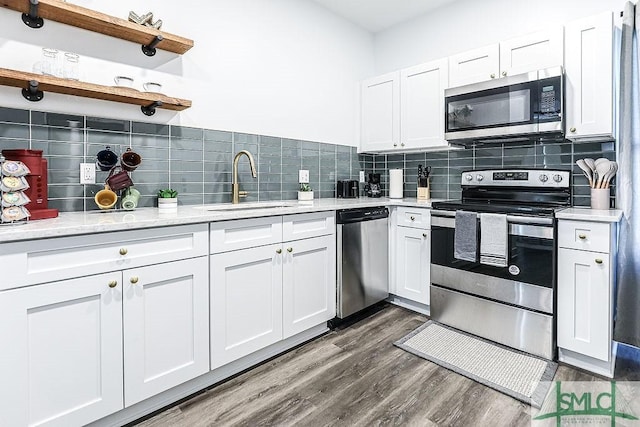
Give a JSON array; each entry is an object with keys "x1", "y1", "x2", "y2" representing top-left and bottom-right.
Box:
[{"x1": 311, "y1": 0, "x2": 459, "y2": 33}]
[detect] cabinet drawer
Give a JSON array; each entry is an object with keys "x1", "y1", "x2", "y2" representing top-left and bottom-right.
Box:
[
  {"x1": 210, "y1": 216, "x2": 282, "y2": 254},
  {"x1": 282, "y1": 211, "x2": 335, "y2": 241},
  {"x1": 558, "y1": 221, "x2": 610, "y2": 252},
  {"x1": 396, "y1": 207, "x2": 430, "y2": 229},
  {"x1": 0, "y1": 224, "x2": 209, "y2": 291}
]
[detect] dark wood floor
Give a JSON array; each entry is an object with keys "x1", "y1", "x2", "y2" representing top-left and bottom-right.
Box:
[{"x1": 138, "y1": 305, "x2": 640, "y2": 427}]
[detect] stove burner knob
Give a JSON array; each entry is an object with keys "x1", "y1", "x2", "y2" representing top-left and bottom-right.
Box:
[
  {"x1": 553, "y1": 174, "x2": 563, "y2": 183},
  {"x1": 475, "y1": 174, "x2": 484, "y2": 182},
  {"x1": 465, "y1": 174, "x2": 473, "y2": 182},
  {"x1": 539, "y1": 174, "x2": 549, "y2": 183}
]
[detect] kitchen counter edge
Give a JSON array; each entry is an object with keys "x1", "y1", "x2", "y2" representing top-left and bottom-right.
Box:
[
  {"x1": 555, "y1": 207, "x2": 623, "y2": 223},
  {"x1": 0, "y1": 198, "x2": 440, "y2": 243}
]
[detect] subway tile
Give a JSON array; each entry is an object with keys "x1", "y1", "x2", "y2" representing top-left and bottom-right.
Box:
[
  {"x1": 49, "y1": 198, "x2": 84, "y2": 212},
  {"x1": 171, "y1": 137, "x2": 203, "y2": 152},
  {"x1": 259, "y1": 192, "x2": 282, "y2": 201},
  {"x1": 204, "y1": 129, "x2": 232, "y2": 143},
  {"x1": 32, "y1": 111, "x2": 84, "y2": 128},
  {"x1": 425, "y1": 151, "x2": 449, "y2": 161},
  {"x1": 178, "y1": 194, "x2": 204, "y2": 205},
  {"x1": 234, "y1": 132, "x2": 259, "y2": 145},
  {"x1": 132, "y1": 121, "x2": 169, "y2": 135},
  {"x1": 87, "y1": 130, "x2": 129, "y2": 146},
  {"x1": 170, "y1": 171, "x2": 204, "y2": 183},
  {"x1": 171, "y1": 182, "x2": 205, "y2": 195},
  {"x1": 204, "y1": 171, "x2": 233, "y2": 183},
  {"x1": 0, "y1": 107, "x2": 29, "y2": 124},
  {"x1": 171, "y1": 126, "x2": 203, "y2": 140},
  {"x1": 131, "y1": 134, "x2": 170, "y2": 149},
  {"x1": 32, "y1": 140, "x2": 84, "y2": 157},
  {"x1": 0, "y1": 123, "x2": 29, "y2": 139},
  {"x1": 32, "y1": 125, "x2": 84, "y2": 143},
  {"x1": 48, "y1": 184, "x2": 84, "y2": 199},
  {"x1": 171, "y1": 147, "x2": 203, "y2": 162},
  {"x1": 301, "y1": 141, "x2": 319, "y2": 152},
  {"x1": 0, "y1": 138, "x2": 29, "y2": 150},
  {"x1": 87, "y1": 117, "x2": 130, "y2": 132},
  {"x1": 203, "y1": 193, "x2": 230, "y2": 204}
]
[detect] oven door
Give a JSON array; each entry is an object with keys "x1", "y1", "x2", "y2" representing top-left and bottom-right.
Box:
[
  {"x1": 430, "y1": 212, "x2": 555, "y2": 314},
  {"x1": 444, "y1": 68, "x2": 563, "y2": 142}
]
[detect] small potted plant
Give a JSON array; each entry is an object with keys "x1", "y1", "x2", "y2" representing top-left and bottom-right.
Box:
[
  {"x1": 298, "y1": 183, "x2": 313, "y2": 201},
  {"x1": 157, "y1": 188, "x2": 178, "y2": 210}
]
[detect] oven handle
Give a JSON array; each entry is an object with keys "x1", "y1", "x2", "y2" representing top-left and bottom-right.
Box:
[
  {"x1": 431, "y1": 214, "x2": 554, "y2": 240},
  {"x1": 431, "y1": 210, "x2": 553, "y2": 225}
]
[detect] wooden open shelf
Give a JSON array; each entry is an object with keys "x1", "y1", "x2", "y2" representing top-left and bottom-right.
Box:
[
  {"x1": 1, "y1": 0, "x2": 194, "y2": 55},
  {"x1": 0, "y1": 67, "x2": 192, "y2": 112}
]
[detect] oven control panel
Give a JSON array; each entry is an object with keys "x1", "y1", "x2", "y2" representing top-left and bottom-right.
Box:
[{"x1": 461, "y1": 169, "x2": 570, "y2": 188}]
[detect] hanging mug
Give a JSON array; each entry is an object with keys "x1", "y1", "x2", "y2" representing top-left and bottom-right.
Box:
[
  {"x1": 94, "y1": 185, "x2": 118, "y2": 210},
  {"x1": 96, "y1": 146, "x2": 119, "y2": 171},
  {"x1": 121, "y1": 147, "x2": 142, "y2": 172},
  {"x1": 105, "y1": 166, "x2": 133, "y2": 191},
  {"x1": 121, "y1": 187, "x2": 140, "y2": 211}
]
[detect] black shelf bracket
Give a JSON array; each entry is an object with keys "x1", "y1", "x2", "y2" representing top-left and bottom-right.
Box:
[
  {"x1": 141, "y1": 101, "x2": 162, "y2": 116},
  {"x1": 22, "y1": 80, "x2": 44, "y2": 102},
  {"x1": 21, "y1": 0, "x2": 44, "y2": 29},
  {"x1": 141, "y1": 35, "x2": 164, "y2": 57}
]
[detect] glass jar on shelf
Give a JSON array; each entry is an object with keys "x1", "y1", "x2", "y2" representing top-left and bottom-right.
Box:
[
  {"x1": 63, "y1": 52, "x2": 80, "y2": 80},
  {"x1": 41, "y1": 48, "x2": 61, "y2": 77}
]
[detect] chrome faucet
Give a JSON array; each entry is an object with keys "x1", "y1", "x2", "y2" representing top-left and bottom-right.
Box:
[{"x1": 232, "y1": 150, "x2": 257, "y2": 204}]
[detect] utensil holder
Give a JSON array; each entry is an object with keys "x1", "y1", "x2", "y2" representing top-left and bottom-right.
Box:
[{"x1": 590, "y1": 188, "x2": 610, "y2": 210}]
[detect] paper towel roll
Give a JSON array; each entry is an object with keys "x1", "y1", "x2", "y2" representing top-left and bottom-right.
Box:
[{"x1": 389, "y1": 169, "x2": 403, "y2": 199}]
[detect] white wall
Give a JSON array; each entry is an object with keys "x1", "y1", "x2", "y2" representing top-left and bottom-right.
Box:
[
  {"x1": 373, "y1": 0, "x2": 626, "y2": 75},
  {"x1": 0, "y1": 0, "x2": 374, "y2": 146}
]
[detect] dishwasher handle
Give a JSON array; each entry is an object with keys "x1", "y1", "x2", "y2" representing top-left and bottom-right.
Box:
[{"x1": 336, "y1": 207, "x2": 389, "y2": 224}]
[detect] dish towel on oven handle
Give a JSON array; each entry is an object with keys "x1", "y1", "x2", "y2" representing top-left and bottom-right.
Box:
[
  {"x1": 454, "y1": 210, "x2": 478, "y2": 262},
  {"x1": 480, "y1": 213, "x2": 508, "y2": 267}
]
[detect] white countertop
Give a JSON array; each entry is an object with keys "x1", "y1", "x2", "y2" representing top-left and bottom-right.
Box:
[
  {"x1": 555, "y1": 207, "x2": 623, "y2": 223},
  {"x1": 0, "y1": 198, "x2": 440, "y2": 243}
]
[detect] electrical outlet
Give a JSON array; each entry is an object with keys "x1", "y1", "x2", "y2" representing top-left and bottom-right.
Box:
[
  {"x1": 359, "y1": 170, "x2": 365, "y2": 182},
  {"x1": 80, "y1": 163, "x2": 96, "y2": 184},
  {"x1": 299, "y1": 169, "x2": 309, "y2": 184}
]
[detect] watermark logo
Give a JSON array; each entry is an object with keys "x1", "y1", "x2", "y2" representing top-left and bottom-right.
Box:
[{"x1": 533, "y1": 381, "x2": 639, "y2": 426}]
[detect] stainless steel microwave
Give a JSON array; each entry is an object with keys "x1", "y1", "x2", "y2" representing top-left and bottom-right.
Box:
[{"x1": 444, "y1": 67, "x2": 563, "y2": 144}]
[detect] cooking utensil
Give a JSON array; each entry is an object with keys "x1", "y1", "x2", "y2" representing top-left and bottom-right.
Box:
[
  {"x1": 595, "y1": 160, "x2": 611, "y2": 189},
  {"x1": 576, "y1": 159, "x2": 593, "y2": 187},
  {"x1": 425, "y1": 166, "x2": 431, "y2": 178},
  {"x1": 604, "y1": 162, "x2": 618, "y2": 188}
]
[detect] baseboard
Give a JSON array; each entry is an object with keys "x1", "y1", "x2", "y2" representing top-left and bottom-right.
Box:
[
  {"x1": 88, "y1": 323, "x2": 329, "y2": 427},
  {"x1": 387, "y1": 294, "x2": 430, "y2": 316}
]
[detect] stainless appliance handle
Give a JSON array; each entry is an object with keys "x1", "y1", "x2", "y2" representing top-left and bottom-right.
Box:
[
  {"x1": 431, "y1": 213, "x2": 553, "y2": 240},
  {"x1": 431, "y1": 210, "x2": 553, "y2": 225}
]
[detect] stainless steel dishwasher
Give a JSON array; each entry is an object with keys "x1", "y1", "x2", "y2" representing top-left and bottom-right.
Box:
[{"x1": 336, "y1": 207, "x2": 389, "y2": 319}]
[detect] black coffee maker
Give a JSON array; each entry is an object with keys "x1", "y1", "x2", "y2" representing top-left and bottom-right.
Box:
[{"x1": 366, "y1": 173, "x2": 382, "y2": 197}]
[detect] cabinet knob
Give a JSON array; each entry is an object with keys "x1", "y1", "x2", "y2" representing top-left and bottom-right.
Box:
[
  {"x1": 422, "y1": 233, "x2": 427, "y2": 238},
  {"x1": 401, "y1": 143, "x2": 405, "y2": 147},
  {"x1": 595, "y1": 259, "x2": 603, "y2": 265},
  {"x1": 119, "y1": 248, "x2": 128, "y2": 255},
  {"x1": 410, "y1": 216, "x2": 415, "y2": 221},
  {"x1": 130, "y1": 276, "x2": 139, "y2": 284},
  {"x1": 578, "y1": 234, "x2": 587, "y2": 240},
  {"x1": 108, "y1": 280, "x2": 118, "y2": 288},
  {"x1": 490, "y1": 73, "x2": 496, "y2": 79},
  {"x1": 501, "y1": 71, "x2": 507, "y2": 77},
  {"x1": 393, "y1": 143, "x2": 398, "y2": 147},
  {"x1": 570, "y1": 127, "x2": 577, "y2": 133},
  {"x1": 287, "y1": 247, "x2": 293, "y2": 253},
  {"x1": 276, "y1": 248, "x2": 282, "y2": 254}
]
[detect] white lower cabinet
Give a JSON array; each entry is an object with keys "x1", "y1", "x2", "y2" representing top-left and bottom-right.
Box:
[
  {"x1": 210, "y1": 244, "x2": 284, "y2": 369},
  {"x1": 394, "y1": 227, "x2": 430, "y2": 305},
  {"x1": 123, "y1": 257, "x2": 210, "y2": 406},
  {"x1": 0, "y1": 273, "x2": 124, "y2": 427},
  {"x1": 557, "y1": 248, "x2": 611, "y2": 361},
  {"x1": 210, "y1": 213, "x2": 336, "y2": 370},
  {"x1": 283, "y1": 234, "x2": 336, "y2": 338}
]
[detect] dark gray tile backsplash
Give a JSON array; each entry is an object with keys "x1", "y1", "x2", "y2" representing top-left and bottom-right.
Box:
[{"x1": 0, "y1": 107, "x2": 617, "y2": 211}]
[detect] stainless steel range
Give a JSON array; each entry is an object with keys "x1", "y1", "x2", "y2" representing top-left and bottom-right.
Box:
[{"x1": 430, "y1": 169, "x2": 571, "y2": 360}]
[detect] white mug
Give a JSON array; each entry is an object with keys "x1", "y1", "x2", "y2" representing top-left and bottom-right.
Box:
[
  {"x1": 114, "y1": 76, "x2": 134, "y2": 88},
  {"x1": 143, "y1": 82, "x2": 162, "y2": 93}
]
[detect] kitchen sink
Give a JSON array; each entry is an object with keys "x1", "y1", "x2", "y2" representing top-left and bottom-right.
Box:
[{"x1": 193, "y1": 201, "x2": 298, "y2": 212}]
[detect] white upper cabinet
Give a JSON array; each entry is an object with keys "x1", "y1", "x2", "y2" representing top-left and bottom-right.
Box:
[
  {"x1": 499, "y1": 27, "x2": 564, "y2": 77},
  {"x1": 448, "y1": 27, "x2": 564, "y2": 88},
  {"x1": 564, "y1": 11, "x2": 614, "y2": 140},
  {"x1": 448, "y1": 44, "x2": 500, "y2": 87},
  {"x1": 360, "y1": 71, "x2": 401, "y2": 152},
  {"x1": 400, "y1": 59, "x2": 449, "y2": 150}
]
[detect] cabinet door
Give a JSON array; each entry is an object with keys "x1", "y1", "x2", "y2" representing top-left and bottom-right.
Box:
[
  {"x1": 565, "y1": 11, "x2": 613, "y2": 140},
  {"x1": 499, "y1": 27, "x2": 564, "y2": 77},
  {"x1": 448, "y1": 44, "x2": 500, "y2": 87},
  {"x1": 400, "y1": 59, "x2": 449, "y2": 150},
  {"x1": 557, "y1": 248, "x2": 610, "y2": 361},
  {"x1": 123, "y1": 257, "x2": 209, "y2": 406},
  {"x1": 361, "y1": 71, "x2": 400, "y2": 152},
  {"x1": 283, "y1": 234, "x2": 336, "y2": 338},
  {"x1": 395, "y1": 227, "x2": 430, "y2": 305},
  {"x1": 0, "y1": 273, "x2": 123, "y2": 426},
  {"x1": 211, "y1": 244, "x2": 283, "y2": 369}
]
